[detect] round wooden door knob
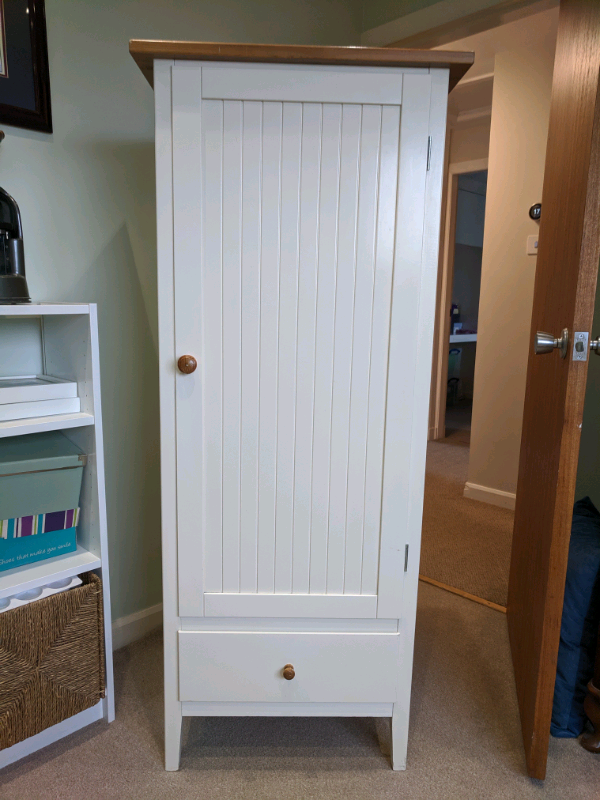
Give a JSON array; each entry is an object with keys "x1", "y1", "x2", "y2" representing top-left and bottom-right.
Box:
[
  {"x1": 283, "y1": 664, "x2": 295, "y2": 680},
  {"x1": 177, "y1": 355, "x2": 197, "y2": 374}
]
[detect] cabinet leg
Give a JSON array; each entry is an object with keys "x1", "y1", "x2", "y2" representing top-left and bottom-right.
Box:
[
  {"x1": 390, "y1": 704, "x2": 408, "y2": 771},
  {"x1": 581, "y1": 680, "x2": 600, "y2": 754},
  {"x1": 165, "y1": 704, "x2": 183, "y2": 771}
]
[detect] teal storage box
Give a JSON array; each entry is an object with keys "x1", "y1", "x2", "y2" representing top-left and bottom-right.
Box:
[
  {"x1": 0, "y1": 528, "x2": 77, "y2": 571},
  {"x1": 0, "y1": 431, "x2": 85, "y2": 572}
]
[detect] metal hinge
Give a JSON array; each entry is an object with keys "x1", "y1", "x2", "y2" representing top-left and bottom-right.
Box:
[
  {"x1": 426, "y1": 136, "x2": 432, "y2": 171},
  {"x1": 404, "y1": 544, "x2": 409, "y2": 572}
]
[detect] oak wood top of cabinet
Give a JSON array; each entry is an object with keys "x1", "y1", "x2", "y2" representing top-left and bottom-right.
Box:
[{"x1": 129, "y1": 40, "x2": 473, "y2": 91}]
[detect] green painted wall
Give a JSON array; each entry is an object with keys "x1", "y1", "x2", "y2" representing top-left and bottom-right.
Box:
[
  {"x1": 362, "y1": 0, "x2": 441, "y2": 31},
  {"x1": 361, "y1": 0, "x2": 541, "y2": 35},
  {"x1": 0, "y1": 0, "x2": 361, "y2": 623}
]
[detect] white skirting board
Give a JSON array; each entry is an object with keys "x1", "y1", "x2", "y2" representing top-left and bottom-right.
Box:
[
  {"x1": 112, "y1": 603, "x2": 163, "y2": 651},
  {"x1": 463, "y1": 481, "x2": 516, "y2": 510}
]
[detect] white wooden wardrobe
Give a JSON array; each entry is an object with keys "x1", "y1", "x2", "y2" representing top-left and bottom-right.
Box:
[{"x1": 131, "y1": 40, "x2": 472, "y2": 771}]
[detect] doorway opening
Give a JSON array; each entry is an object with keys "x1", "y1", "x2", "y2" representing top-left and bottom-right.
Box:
[
  {"x1": 420, "y1": 4, "x2": 559, "y2": 615},
  {"x1": 421, "y1": 152, "x2": 512, "y2": 612},
  {"x1": 445, "y1": 168, "x2": 487, "y2": 445},
  {"x1": 376, "y1": 0, "x2": 600, "y2": 781}
]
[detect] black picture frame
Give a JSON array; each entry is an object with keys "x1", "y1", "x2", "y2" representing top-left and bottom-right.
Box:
[{"x1": 0, "y1": 0, "x2": 52, "y2": 134}]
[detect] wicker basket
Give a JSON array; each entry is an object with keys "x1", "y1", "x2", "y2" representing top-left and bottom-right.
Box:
[{"x1": 0, "y1": 572, "x2": 105, "y2": 751}]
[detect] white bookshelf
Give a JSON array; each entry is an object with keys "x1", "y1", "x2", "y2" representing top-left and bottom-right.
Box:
[
  {"x1": 0, "y1": 546, "x2": 101, "y2": 599},
  {"x1": 0, "y1": 303, "x2": 114, "y2": 768},
  {"x1": 0, "y1": 412, "x2": 94, "y2": 437},
  {"x1": 449, "y1": 333, "x2": 477, "y2": 343},
  {"x1": 0, "y1": 303, "x2": 92, "y2": 316}
]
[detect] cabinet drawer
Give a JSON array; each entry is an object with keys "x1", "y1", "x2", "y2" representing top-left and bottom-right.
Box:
[{"x1": 178, "y1": 631, "x2": 399, "y2": 703}]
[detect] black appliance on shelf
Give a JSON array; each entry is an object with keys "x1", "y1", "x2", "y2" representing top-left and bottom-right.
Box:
[{"x1": 0, "y1": 187, "x2": 30, "y2": 304}]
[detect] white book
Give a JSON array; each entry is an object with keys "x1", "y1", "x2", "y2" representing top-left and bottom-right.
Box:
[
  {"x1": 0, "y1": 396, "x2": 81, "y2": 422},
  {"x1": 0, "y1": 375, "x2": 78, "y2": 404}
]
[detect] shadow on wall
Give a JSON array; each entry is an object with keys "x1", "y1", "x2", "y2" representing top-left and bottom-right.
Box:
[
  {"x1": 62, "y1": 165, "x2": 161, "y2": 621},
  {"x1": 59, "y1": 139, "x2": 159, "y2": 343}
]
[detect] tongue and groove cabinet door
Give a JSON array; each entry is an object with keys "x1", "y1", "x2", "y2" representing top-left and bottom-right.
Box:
[{"x1": 172, "y1": 61, "x2": 436, "y2": 619}]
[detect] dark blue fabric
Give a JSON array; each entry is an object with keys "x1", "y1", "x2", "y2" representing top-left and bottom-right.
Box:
[{"x1": 551, "y1": 497, "x2": 600, "y2": 738}]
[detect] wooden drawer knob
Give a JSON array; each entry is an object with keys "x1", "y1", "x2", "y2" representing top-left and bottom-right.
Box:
[
  {"x1": 283, "y1": 663, "x2": 295, "y2": 680},
  {"x1": 177, "y1": 355, "x2": 197, "y2": 374}
]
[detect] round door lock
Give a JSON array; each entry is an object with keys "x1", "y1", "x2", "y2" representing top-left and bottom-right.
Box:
[
  {"x1": 534, "y1": 329, "x2": 569, "y2": 359},
  {"x1": 282, "y1": 663, "x2": 295, "y2": 680},
  {"x1": 177, "y1": 355, "x2": 197, "y2": 374}
]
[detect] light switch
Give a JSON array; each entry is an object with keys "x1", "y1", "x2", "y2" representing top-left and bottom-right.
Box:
[{"x1": 527, "y1": 235, "x2": 539, "y2": 255}]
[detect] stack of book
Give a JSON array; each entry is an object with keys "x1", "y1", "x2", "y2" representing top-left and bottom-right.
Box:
[{"x1": 0, "y1": 375, "x2": 80, "y2": 422}]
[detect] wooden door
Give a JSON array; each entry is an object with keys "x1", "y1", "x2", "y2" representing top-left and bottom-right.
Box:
[
  {"x1": 507, "y1": 0, "x2": 600, "y2": 780},
  {"x1": 171, "y1": 61, "x2": 443, "y2": 621}
]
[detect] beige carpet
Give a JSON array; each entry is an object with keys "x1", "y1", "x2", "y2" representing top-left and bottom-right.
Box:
[
  {"x1": 445, "y1": 400, "x2": 472, "y2": 446},
  {"x1": 1, "y1": 584, "x2": 599, "y2": 799},
  {"x1": 420, "y1": 439, "x2": 514, "y2": 607}
]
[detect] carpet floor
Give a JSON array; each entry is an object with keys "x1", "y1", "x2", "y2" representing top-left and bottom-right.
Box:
[
  {"x1": 1, "y1": 583, "x2": 599, "y2": 799},
  {"x1": 445, "y1": 400, "x2": 472, "y2": 446},
  {"x1": 420, "y1": 439, "x2": 514, "y2": 607}
]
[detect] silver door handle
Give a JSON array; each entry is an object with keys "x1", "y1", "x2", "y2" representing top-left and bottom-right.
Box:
[
  {"x1": 591, "y1": 336, "x2": 600, "y2": 355},
  {"x1": 535, "y1": 328, "x2": 569, "y2": 358}
]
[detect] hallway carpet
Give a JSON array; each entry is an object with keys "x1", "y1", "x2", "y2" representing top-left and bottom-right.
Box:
[
  {"x1": 1, "y1": 584, "x2": 599, "y2": 799},
  {"x1": 420, "y1": 440, "x2": 514, "y2": 607},
  {"x1": 444, "y1": 399, "x2": 472, "y2": 446}
]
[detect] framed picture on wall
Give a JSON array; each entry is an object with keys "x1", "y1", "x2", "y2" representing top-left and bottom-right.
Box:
[{"x1": 0, "y1": 0, "x2": 52, "y2": 133}]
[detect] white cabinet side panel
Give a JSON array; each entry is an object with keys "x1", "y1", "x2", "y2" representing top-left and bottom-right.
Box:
[
  {"x1": 394, "y1": 69, "x2": 450, "y2": 763},
  {"x1": 377, "y1": 74, "x2": 432, "y2": 619},
  {"x1": 155, "y1": 59, "x2": 183, "y2": 761}
]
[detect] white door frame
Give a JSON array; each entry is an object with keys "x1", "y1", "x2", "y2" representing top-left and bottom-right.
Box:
[{"x1": 429, "y1": 156, "x2": 488, "y2": 441}]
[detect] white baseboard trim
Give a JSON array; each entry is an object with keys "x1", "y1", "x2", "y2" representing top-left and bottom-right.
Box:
[
  {"x1": 463, "y1": 481, "x2": 516, "y2": 510},
  {"x1": 112, "y1": 603, "x2": 163, "y2": 651}
]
